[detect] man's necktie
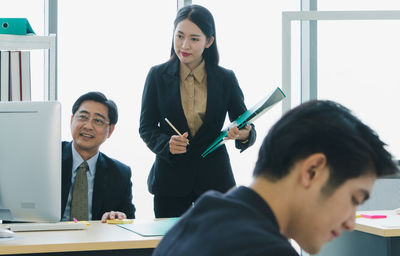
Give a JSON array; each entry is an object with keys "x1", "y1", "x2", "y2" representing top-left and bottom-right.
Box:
[{"x1": 70, "y1": 161, "x2": 89, "y2": 220}]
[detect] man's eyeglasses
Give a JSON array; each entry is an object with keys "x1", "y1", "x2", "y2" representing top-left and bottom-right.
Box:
[{"x1": 75, "y1": 113, "x2": 110, "y2": 127}]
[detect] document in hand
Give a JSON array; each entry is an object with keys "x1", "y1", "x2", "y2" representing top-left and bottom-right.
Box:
[{"x1": 201, "y1": 87, "x2": 286, "y2": 158}]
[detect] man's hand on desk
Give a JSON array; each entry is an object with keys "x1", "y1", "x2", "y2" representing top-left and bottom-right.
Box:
[{"x1": 101, "y1": 211, "x2": 127, "y2": 223}]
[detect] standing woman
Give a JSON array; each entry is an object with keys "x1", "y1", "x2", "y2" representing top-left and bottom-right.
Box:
[{"x1": 139, "y1": 4, "x2": 256, "y2": 218}]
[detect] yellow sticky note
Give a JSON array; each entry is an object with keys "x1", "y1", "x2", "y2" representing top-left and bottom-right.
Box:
[{"x1": 106, "y1": 219, "x2": 134, "y2": 224}]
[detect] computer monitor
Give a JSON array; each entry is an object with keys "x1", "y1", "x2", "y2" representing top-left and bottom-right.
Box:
[{"x1": 0, "y1": 101, "x2": 61, "y2": 222}]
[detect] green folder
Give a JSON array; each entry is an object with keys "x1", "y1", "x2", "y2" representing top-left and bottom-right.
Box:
[
  {"x1": 117, "y1": 217, "x2": 179, "y2": 237},
  {"x1": 0, "y1": 18, "x2": 35, "y2": 35},
  {"x1": 201, "y1": 87, "x2": 286, "y2": 158}
]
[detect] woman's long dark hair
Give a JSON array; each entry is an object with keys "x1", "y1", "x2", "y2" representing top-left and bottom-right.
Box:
[{"x1": 170, "y1": 4, "x2": 219, "y2": 66}]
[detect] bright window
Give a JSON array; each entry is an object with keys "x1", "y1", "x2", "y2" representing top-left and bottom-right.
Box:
[
  {"x1": 317, "y1": 1, "x2": 400, "y2": 159},
  {"x1": 318, "y1": 0, "x2": 400, "y2": 10},
  {"x1": 192, "y1": 0, "x2": 300, "y2": 186},
  {"x1": 58, "y1": 0, "x2": 177, "y2": 219}
]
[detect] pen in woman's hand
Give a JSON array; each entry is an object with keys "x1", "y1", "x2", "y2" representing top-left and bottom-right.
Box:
[{"x1": 165, "y1": 118, "x2": 190, "y2": 145}]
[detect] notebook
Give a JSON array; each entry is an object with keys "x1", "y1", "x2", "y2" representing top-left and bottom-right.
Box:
[{"x1": 117, "y1": 218, "x2": 179, "y2": 237}]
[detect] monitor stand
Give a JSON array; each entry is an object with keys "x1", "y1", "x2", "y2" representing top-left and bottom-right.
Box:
[
  {"x1": 0, "y1": 209, "x2": 28, "y2": 223},
  {"x1": 0, "y1": 209, "x2": 13, "y2": 222}
]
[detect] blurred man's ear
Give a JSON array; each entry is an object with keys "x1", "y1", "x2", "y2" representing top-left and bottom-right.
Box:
[{"x1": 299, "y1": 153, "x2": 327, "y2": 188}]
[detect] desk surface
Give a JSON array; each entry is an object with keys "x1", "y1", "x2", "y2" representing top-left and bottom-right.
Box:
[
  {"x1": 0, "y1": 221, "x2": 162, "y2": 255},
  {"x1": 356, "y1": 210, "x2": 400, "y2": 237}
]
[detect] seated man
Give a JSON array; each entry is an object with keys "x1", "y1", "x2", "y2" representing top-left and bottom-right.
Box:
[
  {"x1": 61, "y1": 92, "x2": 135, "y2": 222},
  {"x1": 153, "y1": 100, "x2": 398, "y2": 256}
]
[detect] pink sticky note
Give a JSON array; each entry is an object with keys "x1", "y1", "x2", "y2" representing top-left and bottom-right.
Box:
[{"x1": 360, "y1": 214, "x2": 387, "y2": 219}]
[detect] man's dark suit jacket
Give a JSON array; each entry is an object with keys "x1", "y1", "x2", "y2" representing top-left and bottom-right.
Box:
[
  {"x1": 152, "y1": 187, "x2": 299, "y2": 256},
  {"x1": 139, "y1": 58, "x2": 256, "y2": 197},
  {"x1": 61, "y1": 141, "x2": 135, "y2": 220}
]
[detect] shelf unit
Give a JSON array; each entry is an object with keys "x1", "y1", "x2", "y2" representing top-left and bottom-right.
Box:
[{"x1": 0, "y1": 33, "x2": 56, "y2": 100}]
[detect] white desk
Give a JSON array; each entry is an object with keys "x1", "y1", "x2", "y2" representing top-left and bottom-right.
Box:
[
  {"x1": 315, "y1": 210, "x2": 400, "y2": 256},
  {"x1": 0, "y1": 221, "x2": 162, "y2": 255}
]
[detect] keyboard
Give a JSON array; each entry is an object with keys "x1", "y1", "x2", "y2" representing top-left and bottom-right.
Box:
[{"x1": 4, "y1": 222, "x2": 87, "y2": 232}]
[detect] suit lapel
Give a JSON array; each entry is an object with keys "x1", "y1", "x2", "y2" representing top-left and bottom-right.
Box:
[
  {"x1": 92, "y1": 153, "x2": 108, "y2": 219},
  {"x1": 61, "y1": 142, "x2": 73, "y2": 216}
]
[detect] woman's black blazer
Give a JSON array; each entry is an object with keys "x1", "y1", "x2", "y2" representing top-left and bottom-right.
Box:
[{"x1": 139, "y1": 58, "x2": 256, "y2": 196}]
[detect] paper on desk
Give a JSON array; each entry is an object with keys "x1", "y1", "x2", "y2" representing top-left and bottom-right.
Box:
[
  {"x1": 380, "y1": 216, "x2": 400, "y2": 229},
  {"x1": 357, "y1": 211, "x2": 400, "y2": 229}
]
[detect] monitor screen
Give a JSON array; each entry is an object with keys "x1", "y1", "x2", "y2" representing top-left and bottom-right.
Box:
[{"x1": 0, "y1": 101, "x2": 61, "y2": 222}]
